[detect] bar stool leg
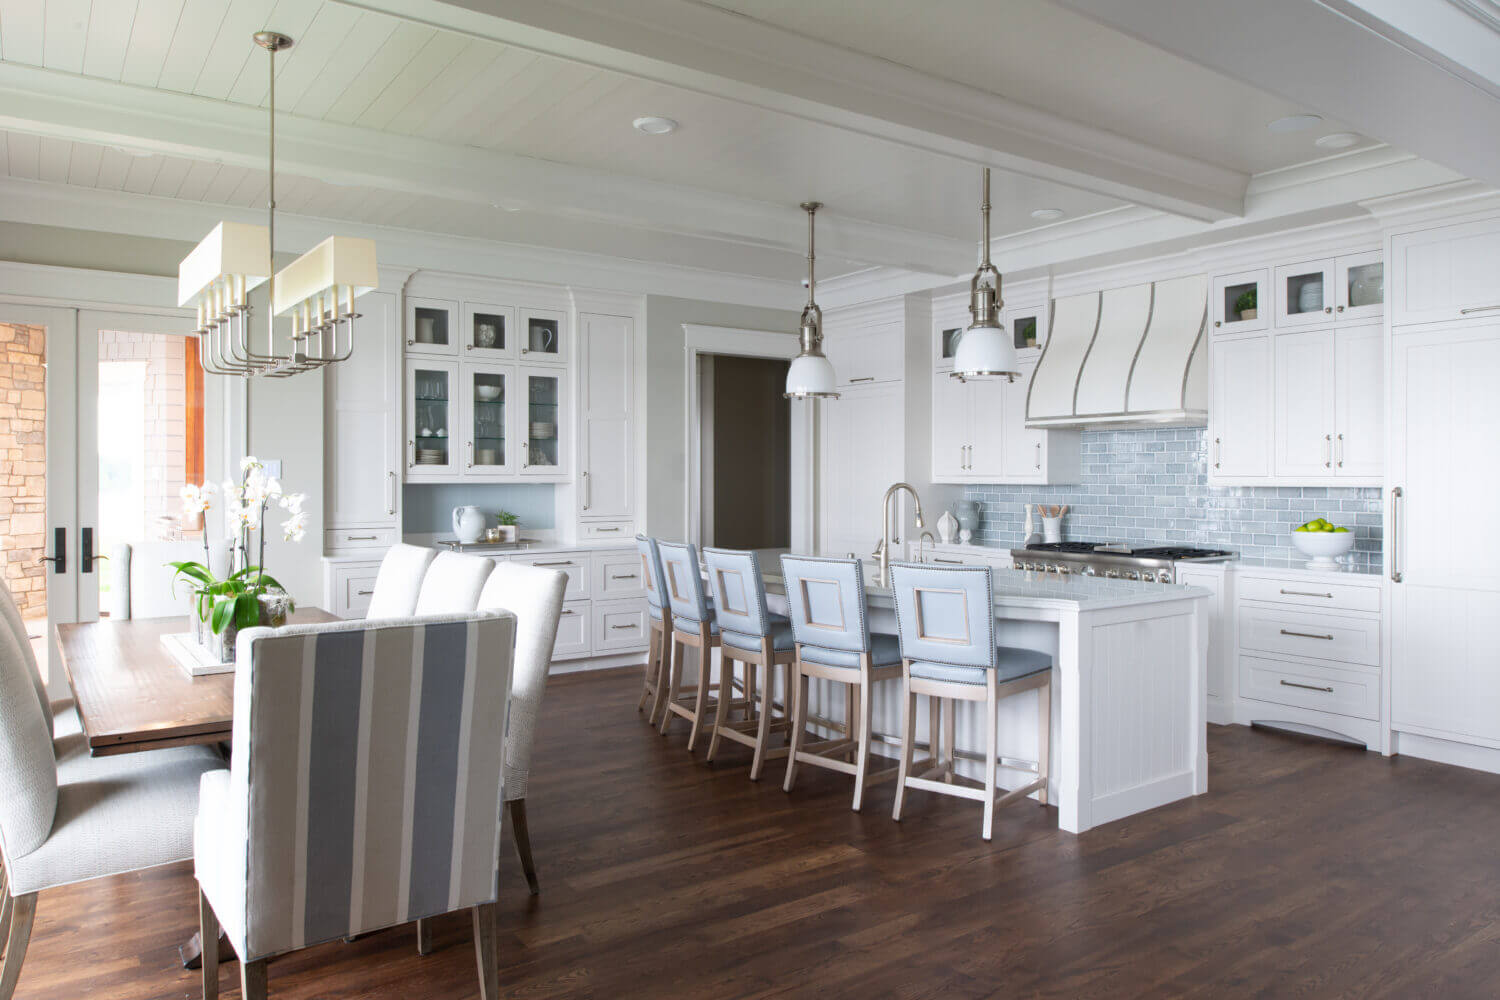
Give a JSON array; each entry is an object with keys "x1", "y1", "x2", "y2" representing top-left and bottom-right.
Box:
[
  {"x1": 750, "y1": 650, "x2": 776, "y2": 781},
  {"x1": 639, "y1": 625, "x2": 659, "y2": 714},
  {"x1": 1037, "y1": 679, "x2": 1051, "y2": 807},
  {"x1": 982, "y1": 676, "x2": 999, "y2": 841},
  {"x1": 943, "y1": 698, "x2": 956, "y2": 783},
  {"x1": 686, "y1": 631, "x2": 712, "y2": 752},
  {"x1": 659, "y1": 635, "x2": 681, "y2": 736},
  {"x1": 892, "y1": 667, "x2": 916, "y2": 821},
  {"x1": 706, "y1": 651, "x2": 733, "y2": 762},
  {"x1": 851, "y1": 658, "x2": 875, "y2": 813},
  {"x1": 783, "y1": 664, "x2": 808, "y2": 793}
]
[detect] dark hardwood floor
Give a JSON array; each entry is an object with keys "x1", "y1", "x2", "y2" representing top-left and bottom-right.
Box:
[{"x1": 19, "y1": 667, "x2": 1500, "y2": 999}]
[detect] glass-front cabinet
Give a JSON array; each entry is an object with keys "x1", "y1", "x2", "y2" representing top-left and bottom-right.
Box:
[
  {"x1": 407, "y1": 296, "x2": 458, "y2": 356},
  {"x1": 1335, "y1": 250, "x2": 1384, "y2": 324},
  {"x1": 1005, "y1": 299, "x2": 1050, "y2": 354},
  {"x1": 1275, "y1": 259, "x2": 1335, "y2": 328},
  {"x1": 519, "y1": 368, "x2": 565, "y2": 476},
  {"x1": 519, "y1": 308, "x2": 567, "y2": 364},
  {"x1": 1212, "y1": 268, "x2": 1269, "y2": 334},
  {"x1": 460, "y1": 362, "x2": 515, "y2": 477},
  {"x1": 406, "y1": 359, "x2": 459, "y2": 480},
  {"x1": 462, "y1": 302, "x2": 516, "y2": 358}
]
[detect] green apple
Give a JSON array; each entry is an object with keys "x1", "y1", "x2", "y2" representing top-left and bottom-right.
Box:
[{"x1": 1333, "y1": 526, "x2": 1349, "y2": 533}]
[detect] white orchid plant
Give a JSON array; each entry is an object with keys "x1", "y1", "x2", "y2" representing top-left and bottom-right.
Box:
[{"x1": 170, "y1": 456, "x2": 307, "y2": 636}]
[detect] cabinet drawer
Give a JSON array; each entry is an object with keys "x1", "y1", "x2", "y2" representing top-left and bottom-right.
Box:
[
  {"x1": 324, "y1": 527, "x2": 397, "y2": 551},
  {"x1": 1238, "y1": 575, "x2": 1381, "y2": 613},
  {"x1": 552, "y1": 600, "x2": 591, "y2": 660},
  {"x1": 593, "y1": 598, "x2": 649, "y2": 652},
  {"x1": 580, "y1": 519, "x2": 633, "y2": 540},
  {"x1": 593, "y1": 551, "x2": 646, "y2": 598},
  {"x1": 1238, "y1": 606, "x2": 1380, "y2": 666},
  {"x1": 328, "y1": 562, "x2": 382, "y2": 619},
  {"x1": 1239, "y1": 653, "x2": 1380, "y2": 721},
  {"x1": 514, "y1": 553, "x2": 589, "y2": 599}
]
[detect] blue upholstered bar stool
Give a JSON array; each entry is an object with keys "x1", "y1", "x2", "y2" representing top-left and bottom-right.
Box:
[
  {"x1": 636, "y1": 535, "x2": 673, "y2": 726},
  {"x1": 702, "y1": 548, "x2": 796, "y2": 779},
  {"x1": 779, "y1": 554, "x2": 903, "y2": 812},
  {"x1": 656, "y1": 540, "x2": 729, "y2": 751},
  {"x1": 888, "y1": 562, "x2": 1052, "y2": 841}
]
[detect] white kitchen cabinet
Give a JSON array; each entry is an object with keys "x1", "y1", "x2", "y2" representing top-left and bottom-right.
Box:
[
  {"x1": 1335, "y1": 250, "x2": 1384, "y2": 324},
  {"x1": 518, "y1": 367, "x2": 566, "y2": 478},
  {"x1": 324, "y1": 558, "x2": 382, "y2": 619},
  {"x1": 819, "y1": 380, "x2": 903, "y2": 558},
  {"x1": 1209, "y1": 335, "x2": 1271, "y2": 479},
  {"x1": 457, "y1": 361, "x2": 516, "y2": 477},
  {"x1": 406, "y1": 296, "x2": 459, "y2": 356},
  {"x1": 1389, "y1": 321, "x2": 1500, "y2": 750},
  {"x1": 823, "y1": 319, "x2": 903, "y2": 387},
  {"x1": 1176, "y1": 564, "x2": 1230, "y2": 718},
  {"x1": 577, "y1": 312, "x2": 634, "y2": 520},
  {"x1": 1273, "y1": 329, "x2": 1336, "y2": 478},
  {"x1": 460, "y1": 301, "x2": 516, "y2": 359},
  {"x1": 1212, "y1": 268, "x2": 1269, "y2": 335},
  {"x1": 405, "y1": 358, "x2": 460, "y2": 481},
  {"x1": 519, "y1": 307, "x2": 567, "y2": 364},
  {"x1": 930, "y1": 362, "x2": 1079, "y2": 485},
  {"x1": 1003, "y1": 299, "x2": 1049, "y2": 356},
  {"x1": 1274, "y1": 258, "x2": 1336, "y2": 328},
  {"x1": 324, "y1": 290, "x2": 400, "y2": 543},
  {"x1": 552, "y1": 600, "x2": 592, "y2": 660},
  {"x1": 1390, "y1": 216, "x2": 1500, "y2": 326},
  {"x1": 1333, "y1": 325, "x2": 1383, "y2": 478}
]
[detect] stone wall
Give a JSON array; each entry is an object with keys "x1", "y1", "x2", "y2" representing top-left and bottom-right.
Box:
[{"x1": 0, "y1": 324, "x2": 47, "y2": 616}]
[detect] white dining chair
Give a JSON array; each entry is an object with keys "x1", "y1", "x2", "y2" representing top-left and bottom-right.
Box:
[
  {"x1": 364, "y1": 543, "x2": 437, "y2": 618},
  {"x1": 413, "y1": 551, "x2": 495, "y2": 615},
  {"x1": 194, "y1": 610, "x2": 516, "y2": 1000},
  {"x1": 474, "y1": 562, "x2": 568, "y2": 895}
]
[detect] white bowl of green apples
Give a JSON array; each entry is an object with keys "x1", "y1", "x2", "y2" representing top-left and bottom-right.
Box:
[{"x1": 1292, "y1": 517, "x2": 1354, "y2": 568}]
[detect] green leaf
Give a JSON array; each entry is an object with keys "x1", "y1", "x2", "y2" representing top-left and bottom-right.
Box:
[
  {"x1": 210, "y1": 597, "x2": 235, "y2": 634},
  {"x1": 234, "y1": 592, "x2": 260, "y2": 629}
]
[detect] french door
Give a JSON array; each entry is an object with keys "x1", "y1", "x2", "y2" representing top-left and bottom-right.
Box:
[{"x1": 0, "y1": 304, "x2": 203, "y2": 691}]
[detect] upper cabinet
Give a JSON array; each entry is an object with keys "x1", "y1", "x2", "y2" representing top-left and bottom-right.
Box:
[
  {"x1": 325, "y1": 289, "x2": 401, "y2": 549},
  {"x1": 577, "y1": 312, "x2": 635, "y2": 521},
  {"x1": 930, "y1": 360, "x2": 1080, "y2": 485},
  {"x1": 1274, "y1": 253, "x2": 1383, "y2": 328},
  {"x1": 1390, "y1": 215, "x2": 1500, "y2": 326},
  {"x1": 461, "y1": 301, "x2": 516, "y2": 358},
  {"x1": 1212, "y1": 268, "x2": 1269, "y2": 335},
  {"x1": 519, "y1": 308, "x2": 567, "y2": 364},
  {"x1": 406, "y1": 296, "x2": 458, "y2": 355}
]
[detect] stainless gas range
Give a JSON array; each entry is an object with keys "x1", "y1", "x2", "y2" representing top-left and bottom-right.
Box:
[{"x1": 1009, "y1": 541, "x2": 1235, "y2": 583}]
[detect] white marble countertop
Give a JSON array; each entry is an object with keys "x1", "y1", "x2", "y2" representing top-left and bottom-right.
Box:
[
  {"x1": 764, "y1": 566, "x2": 1209, "y2": 613},
  {"x1": 322, "y1": 537, "x2": 631, "y2": 563}
]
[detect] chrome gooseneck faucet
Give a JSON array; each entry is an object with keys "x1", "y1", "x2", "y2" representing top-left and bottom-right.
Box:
[{"x1": 873, "y1": 482, "x2": 925, "y2": 587}]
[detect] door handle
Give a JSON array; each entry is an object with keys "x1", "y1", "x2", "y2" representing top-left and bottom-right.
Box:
[
  {"x1": 1280, "y1": 679, "x2": 1334, "y2": 694},
  {"x1": 1323, "y1": 433, "x2": 1332, "y2": 469},
  {"x1": 1280, "y1": 628, "x2": 1335, "y2": 641},
  {"x1": 1213, "y1": 437, "x2": 1222, "y2": 470},
  {"x1": 1390, "y1": 486, "x2": 1403, "y2": 583},
  {"x1": 81, "y1": 527, "x2": 107, "y2": 574},
  {"x1": 388, "y1": 470, "x2": 397, "y2": 515},
  {"x1": 1336, "y1": 433, "x2": 1345, "y2": 468},
  {"x1": 37, "y1": 527, "x2": 65, "y2": 574},
  {"x1": 582, "y1": 470, "x2": 590, "y2": 510},
  {"x1": 1035, "y1": 441, "x2": 1042, "y2": 470}
]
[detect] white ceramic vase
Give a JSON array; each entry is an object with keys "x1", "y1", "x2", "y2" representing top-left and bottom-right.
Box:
[{"x1": 937, "y1": 510, "x2": 958, "y2": 545}]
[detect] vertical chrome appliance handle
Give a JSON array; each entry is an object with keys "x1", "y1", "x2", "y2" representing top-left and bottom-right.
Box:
[
  {"x1": 1390, "y1": 486, "x2": 1403, "y2": 583},
  {"x1": 387, "y1": 470, "x2": 396, "y2": 514},
  {"x1": 582, "y1": 470, "x2": 591, "y2": 510}
]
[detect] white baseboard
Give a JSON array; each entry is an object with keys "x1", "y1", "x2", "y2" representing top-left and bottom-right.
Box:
[
  {"x1": 1393, "y1": 730, "x2": 1500, "y2": 776},
  {"x1": 549, "y1": 651, "x2": 645, "y2": 675}
]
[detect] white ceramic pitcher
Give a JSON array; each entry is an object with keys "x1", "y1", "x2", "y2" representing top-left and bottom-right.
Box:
[{"x1": 453, "y1": 505, "x2": 486, "y2": 544}]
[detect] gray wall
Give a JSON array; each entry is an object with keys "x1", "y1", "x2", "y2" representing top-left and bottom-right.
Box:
[{"x1": 643, "y1": 294, "x2": 800, "y2": 541}]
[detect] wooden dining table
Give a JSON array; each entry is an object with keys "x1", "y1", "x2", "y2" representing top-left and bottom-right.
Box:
[{"x1": 56, "y1": 608, "x2": 339, "y2": 757}]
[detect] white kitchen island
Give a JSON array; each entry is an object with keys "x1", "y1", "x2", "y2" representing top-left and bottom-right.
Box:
[{"x1": 760, "y1": 567, "x2": 1210, "y2": 835}]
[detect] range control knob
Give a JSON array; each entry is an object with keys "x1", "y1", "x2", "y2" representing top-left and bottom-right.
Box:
[
  {"x1": 1081, "y1": 565, "x2": 1097, "y2": 577},
  {"x1": 1156, "y1": 570, "x2": 1174, "y2": 583},
  {"x1": 1105, "y1": 569, "x2": 1120, "y2": 579}
]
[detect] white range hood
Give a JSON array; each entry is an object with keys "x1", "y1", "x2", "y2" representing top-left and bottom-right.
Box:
[{"x1": 1026, "y1": 274, "x2": 1209, "y2": 428}]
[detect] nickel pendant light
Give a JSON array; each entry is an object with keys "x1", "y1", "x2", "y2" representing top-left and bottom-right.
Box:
[
  {"x1": 783, "y1": 201, "x2": 839, "y2": 400},
  {"x1": 951, "y1": 168, "x2": 1020, "y2": 382}
]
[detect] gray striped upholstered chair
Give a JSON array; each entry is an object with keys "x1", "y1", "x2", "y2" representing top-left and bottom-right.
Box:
[
  {"x1": 193, "y1": 610, "x2": 517, "y2": 1000},
  {"x1": 475, "y1": 561, "x2": 568, "y2": 896},
  {"x1": 0, "y1": 584, "x2": 223, "y2": 1000}
]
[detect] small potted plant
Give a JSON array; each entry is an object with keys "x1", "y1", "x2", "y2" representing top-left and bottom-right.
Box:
[
  {"x1": 1234, "y1": 287, "x2": 1258, "y2": 321},
  {"x1": 494, "y1": 509, "x2": 520, "y2": 543}
]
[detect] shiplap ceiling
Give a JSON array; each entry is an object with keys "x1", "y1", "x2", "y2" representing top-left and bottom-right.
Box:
[{"x1": 0, "y1": 0, "x2": 1417, "y2": 285}]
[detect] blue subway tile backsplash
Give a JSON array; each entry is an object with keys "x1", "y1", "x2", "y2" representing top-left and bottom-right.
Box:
[{"x1": 961, "y1": 427, "x2": 1382, "y2": 571}]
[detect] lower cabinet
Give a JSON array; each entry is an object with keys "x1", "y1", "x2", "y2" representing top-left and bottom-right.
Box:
[
  {"x1": 552, "y1": 601, "x2": 592, "y2": 659},
  {"x1": 592, "y1": 599, "x2": 649, "y2": 653},
  {"x1": 325, "y1": 558, "x2": 382, "y2": 619}
]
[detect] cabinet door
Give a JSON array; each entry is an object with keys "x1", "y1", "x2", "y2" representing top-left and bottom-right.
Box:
[
  {"x1": 1273, "y1": 329, "x2": 1336, "y2": 477},
  {"x1": 519, "y1": 307, "x2": 566, "y2": 364},
  {"x1": 1212, "y1": 268, "x2": 1269, "y2": 335},
  {"x1": 1274, "y1": 259, "x2": 1336, "y2": 328},
  {"x1": 1175, "y1": 567, "x2": 1226, "y2": 702},
  {"x1": 1335, "y1": 251, "x2": 1384, "y2": 325},
  {"x1": 1389, "y1": 324, "x2": 1500, "y2": 743},
  {"x1": 933, "y1": 321, "x2": 963, "y2": 372},
  {"x1": 967, "y1": 377, "x2": 1008, "y2": 478},
  {"x1": 819, "y1": 382, "x2": 902, "y2": 556},
  {"x1": 827, "y1": 321, "x2": 902, "y2": 387},
  {"x1": 406, "y1": 296, "x2": 458, "y2": 356},
  {"x1": 1005, "y1": 301, "x2": 1049, "y2": 355},
  {"x1": 519, "y1": 367, "x2": 566, "y2": 477},
  {"x1": 406, "y1": 359, "x2": 459, "y2": 480},
  {"x1": 326, "y1": 290, "x2": 398, "y2": 527},
  {"x1": 459, "y1": 361, "x2": 516, "y2": 478},
  {"x1": 1391, "y1": 218, "x2": 1500, "y2": 325},
  {"x1": 1334, "y1": 325, "x2": 1383, "y2": 478},
  {"x1": 578, "y1": 313, "x2": 633, "y2": 519},
  {"x1": 461, "y1": 301, "x2": 516, "y2": 359},
  {"x1": 1001, "y1": 362, "x2": 1045, "y2": 480},
  {"x1": 930, "y1": 371, "x2": 969, "y2": 479},
  {"x1": 1209, "y1": 335, "x2": 1271, "y2": 478}
]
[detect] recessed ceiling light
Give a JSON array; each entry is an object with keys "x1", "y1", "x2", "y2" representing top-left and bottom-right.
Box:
[
  {"x1": 1314, "y1": 132, "x2": 1361, "y2": 150},
  {"x1": 632, "y1": 116, "x2": 678, "y2": 135},
  {"x1": 1267, "y1": 114, "x2": 1323, "y2": 133},
  {"x1": 1030, "y1": 208, "x2": 1064, "y2": 221}
]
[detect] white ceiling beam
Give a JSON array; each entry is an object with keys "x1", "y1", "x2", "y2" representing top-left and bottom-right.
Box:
[
  {"x1": 1056, "y1": 0, "x2": 1500, "y2": 193},
  {"x1": 337, "y1": 0, "x2": 1248, "y2": 222},
  {"x1": 0, "y1": 61, "x2": 969, "y2": 275}
]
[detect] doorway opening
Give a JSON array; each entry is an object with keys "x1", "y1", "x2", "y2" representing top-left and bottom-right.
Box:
[{"x1": 696, "y1": 353, "x2": 791, "y2": 553}]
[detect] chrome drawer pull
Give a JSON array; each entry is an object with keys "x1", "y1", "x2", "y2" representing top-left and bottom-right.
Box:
[
  {"x1": 346, "y1": 534, "x2": 378, "y2": 541},
  {"x1": 533, "y1": 560, "x2": 575, "y2": 567},
  {"x1": 611, "y1": 573, "x2": 637, "y2": 580},
  {"x1": 1280, "y1": 679, "x2": 1333, "y2": 693},
  {"x1": 559, "y1": 610, "x2": 577, "y2": 616},
  {"x1": 1279, "y1": 588, "x2": 1333, "y2": 599},
  {"x1": 1280, "y1": 628, "x2": 1334, "y2": 641},
  {"x1": 594, "y1": 527, "x2": 622, "y2": 533},
  {"x1": 356, "y1": 589, "x2": 374, "y2": 596},
  {"x1": 848, "y1": 376, "x2": 875, "y2": 383},
  {"x1": 933, "y1": 558, "x2": 964, "y2": 565},
  {"x1": 1459, "y1": 304, "x2": 1500, "y2": 314},
  {"x1": 610, "y1": 623, "x2": 636, "y2": 630}
]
